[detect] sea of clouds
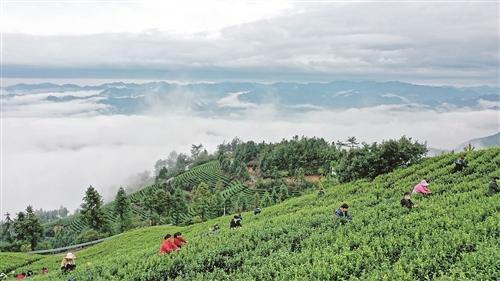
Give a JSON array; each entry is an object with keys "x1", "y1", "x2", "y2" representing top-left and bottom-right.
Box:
[{"x1": 1, "y1": 88, "x2": 499, "y2": 215}]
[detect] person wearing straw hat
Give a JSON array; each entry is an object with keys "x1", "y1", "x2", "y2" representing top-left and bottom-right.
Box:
[{"x1": 60, "y1": 252, "x2": 77, "y2": 273}]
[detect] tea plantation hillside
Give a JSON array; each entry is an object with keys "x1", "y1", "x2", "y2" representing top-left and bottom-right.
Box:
[
  {"x1": 39, "y1": 161, "x2": 256, "y2": 239},
  {"x1": 0, "y1": 252, "x2": 43, "y2": 274},
  {"x1": 5, "y1": 148, "x2": 500, "y2": 280}
]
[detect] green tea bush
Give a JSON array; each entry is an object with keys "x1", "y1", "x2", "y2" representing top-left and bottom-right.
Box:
[
  {"x1": 0, "y1": 252, "x2": 43, "y2": 273},
  {"x1": 5, "y1": 148, "x2": 499, "y2": 280}
]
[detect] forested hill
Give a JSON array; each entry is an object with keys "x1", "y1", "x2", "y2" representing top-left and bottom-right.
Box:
[{"x1": 2, "y1": 147, "x2": 499, "y2": 280}]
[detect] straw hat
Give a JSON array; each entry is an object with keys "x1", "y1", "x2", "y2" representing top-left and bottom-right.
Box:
[
  {"x1": 64, "y1": 253, "x2": 76, "y2": 260},
  {"x1": 420, "y1": 180, "x2": 429, "y2": 187}
]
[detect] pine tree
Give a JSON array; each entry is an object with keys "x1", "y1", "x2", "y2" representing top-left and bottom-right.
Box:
[
  {"x1": 13, "y1": 207, "x2": 43, "y2": 250},
  {"x1": 58, "y1": 206, "x2": 69, "y2": 218},
  {"x1": 279, "y1": 184, "x2": 289, "y2": 201},
  {"x1": 253, "y1": 193, "x2": 261, "y2": 208},
  {"x1": 212, "y1": 188, "x2": 226, "y2": 216},
  {"x1": 463, "y1": 143, "x2": 475, "y2": 152},
  {"x1": 142, "y1": 188, "x2": 157, "y2": 220},
  {"x1": 24, "y1": 206, "x2": 44, "y2": 250},
  {"x1": 157, "y1": 167, "x2": 169, "y2": 182},
  {"x1": 153, "y1": 188, "x2": 172, "y2": 216},
  {"x1": 81, "y1": 185, "x2": 107, "y2": 231},
  {"x1": 232, "y1": 197, "x2": 241, "y2": 213},
  {"x1": 141, "y1": 187, "x2": 170, "y2": 225},
  {"x1": 171, "y1": 188, "x2": 188, "y2": 224},
  {"x1": 114, "y1": 187, "x2": 132, "y2": 232},
  {"x1": 192, "y1": 182, "x2": 212, "y2": 221},
  {"x1": 2, "y1": 213, "x2": 14, "y2": 242},
  {"x1": 235, "y1": 162, "x2": 250, "y2": 181},
  {"x1": 13, "y1": 212, "x2": 26, "y2": 241},
  {"x1": 191, "y1": 144, "x2": 204, "y2": 161},
  {"x1": 346, "y1": 136, "x2": 359, "y2": 148},
  {"x1": 238, "y1": 194, "x2": 249, "y2": 211},
  {"x1": 261, "y1": 192, "x2": 274, "y2": 207},
  {"x1": 271, "y1": 187, "x2": 280, "y2": 203},
  {"x1": 224, "y1": 196, "x2": 233, "y2": 216}
]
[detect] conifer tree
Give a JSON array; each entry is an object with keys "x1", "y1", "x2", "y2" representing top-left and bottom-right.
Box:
[
  {"x1": 13, "y1": 206, "x2": 43, "y2": 250},
  {"x1": 13, "y1": 212, "x2": 26, "y2": 241},
  {"x1": 171, "y1": 188, "x2": 188, "y2": 224},
  {"x1": 271, "y1": 187, "x2": 280, "y2": 203},
  {"x1": 261, "y1": 192, "x2": 274, "y2": 207},
  {"x1": 114, "y1": 187, "x2": 132, "y2": 231},
  {"x1": 81, "y1": 185, "x2": 107, "y2": 231},
  {"x1": 279, "y1": 184, "x2": 289, "y2": 201},
  {"x1": 253, "y1": 193, "x2": 261, "y2": 208},
  {"x1": 1, "y1": 213, "x2": 14, "y2": 242},
  {"x1": 192, "y1": 182, "x2": 212, "y2": 221},
  {"x1": 24, "y1": 206, "x2": 44, "y2": 250}
]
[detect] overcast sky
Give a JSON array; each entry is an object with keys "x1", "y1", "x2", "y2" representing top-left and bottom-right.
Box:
[{"x1": 2, "y1": 0, "x2": 499, "y2": 85}]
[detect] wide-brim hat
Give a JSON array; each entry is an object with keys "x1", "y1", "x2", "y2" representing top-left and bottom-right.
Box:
[
  {"x1": 420, "y1": 180, "x2": 429, "y2": 187},
  {"x1": 64, "y1": 252, "x2": 76, "y2": 259}
]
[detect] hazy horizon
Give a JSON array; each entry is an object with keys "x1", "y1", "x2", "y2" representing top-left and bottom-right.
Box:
[{"x1": 3, "y1": 78, "x2": 500, "y2": 88}]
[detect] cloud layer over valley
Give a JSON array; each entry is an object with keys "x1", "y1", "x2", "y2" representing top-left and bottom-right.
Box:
[{"x1": 1, "y1": 81, "x2": 498, "y2": 214}]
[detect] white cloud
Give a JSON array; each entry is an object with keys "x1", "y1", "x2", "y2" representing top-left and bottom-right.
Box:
[
  {"x1": 2, "y1": 105, "x2": 498, "y2": 214},
  {"x1": 381, "y1": 93, "x2": 411, "y2": 103},
  {"x1": 217, "y1": 92, "x2": 258, "y2": 109},
  {"x1": 333, "y1": 90, "x2": 359, "y2": 98},
  {"x1": 3, "y1": 90, "x2": 101, "y2": 105},
  {"x1": 2, "y1": 0, "x2": 292, "y2": 35},
  {"x1": 477, "y1": 99, "x2": 500, "y2": 109},
  {"x1": 2, "y1": 93, "x2": 109, "y2": 117},
  {"x1": 287, "y1": 104, "x2": 323, "y2": 110}
]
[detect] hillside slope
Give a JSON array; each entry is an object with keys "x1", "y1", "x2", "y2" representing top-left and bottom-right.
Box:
[
  {"x1": 6, "y1": 148, "x2": 500, "y2": 281},
  {"x1": 42, "y1": 161, "x2": 260, "y2": 238},
  {"x1": 456, "y1": 132, "x2": 500, "y2": 150},
  {"x1": 0, "y1": 253, "x2": 43, "y2": 274}
]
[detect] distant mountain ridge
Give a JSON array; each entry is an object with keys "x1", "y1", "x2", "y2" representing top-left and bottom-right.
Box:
[
  {"x1": 455, "y1": 132, "x2": 500, "y2": 150},
  {"x1": 2, "y1": 81, "x2": 499, "y2": 116},
  {"x1": 426, "y1": 132, "x2": 500, "y2": 156}
]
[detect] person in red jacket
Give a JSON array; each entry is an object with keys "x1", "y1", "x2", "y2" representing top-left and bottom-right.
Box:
[
  {"x1": 173, "y1": 232, "x2": 187, "y2": 248},
  {"x1": 159, "y1": 234, "x2": 179, "y2": 255}
]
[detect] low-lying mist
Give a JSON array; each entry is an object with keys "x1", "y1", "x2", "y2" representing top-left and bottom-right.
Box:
[{"x1": 1, "y1": 102, "x2": 498, "y2": 215}]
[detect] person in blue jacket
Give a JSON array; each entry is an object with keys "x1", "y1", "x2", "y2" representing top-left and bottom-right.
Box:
[{"x1": 335, "y1": 203, "x2": 352, "y2": 223}]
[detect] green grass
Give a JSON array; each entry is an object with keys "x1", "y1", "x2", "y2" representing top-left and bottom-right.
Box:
[
  {"x1": 4, "y1": 148, "x2": 500, "y2": 280},
  {"x1": 0, "y1": 252, "x2": 43, "y2": 273}
]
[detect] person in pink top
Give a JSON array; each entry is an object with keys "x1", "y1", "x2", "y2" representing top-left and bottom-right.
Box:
[{"x1": 413, "y1": 180, "x2": 432, "y2": 195}]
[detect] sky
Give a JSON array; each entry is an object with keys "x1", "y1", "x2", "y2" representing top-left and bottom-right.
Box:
[
  {"x1": 0, "y1": 0, "x2": 499, "y2": 215},
  {"x1": 1, "y1": 0, "x2": 499, "y2": 85}
]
